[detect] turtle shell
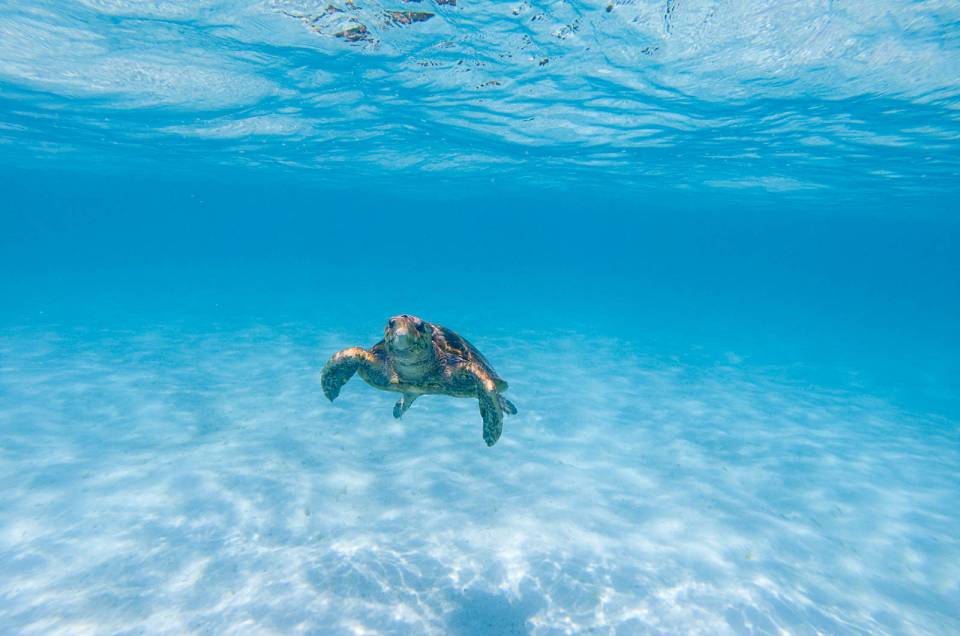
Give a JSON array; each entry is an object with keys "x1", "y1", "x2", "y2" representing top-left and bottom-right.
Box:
[{"x1": 432, "y1": 324, "x2": 508, "y2": 392}]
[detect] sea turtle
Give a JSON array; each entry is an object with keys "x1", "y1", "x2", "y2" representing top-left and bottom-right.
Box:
[{"x1": 320, "y1": 315, "x2": 517, "y2": 446}]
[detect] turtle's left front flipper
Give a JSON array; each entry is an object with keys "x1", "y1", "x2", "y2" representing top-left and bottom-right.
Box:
[
  {"x1": 459, "y1": 362, "x2": 504, "y2": 446},
  {"x1": 478, "y1": 390, "x2": 504, "y2": 446},
  {"x1": 321, "y1": 347, "x2": 381, "y2": 401}
]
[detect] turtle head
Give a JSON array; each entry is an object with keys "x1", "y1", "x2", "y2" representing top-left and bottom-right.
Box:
[{"x1": 384, "y1": 314, "x2": 432, "y2": 355}]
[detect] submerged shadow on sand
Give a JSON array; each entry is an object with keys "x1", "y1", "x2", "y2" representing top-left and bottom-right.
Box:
[{"x1": 448, "y1": 589, "x2": 540, "y2": 636}]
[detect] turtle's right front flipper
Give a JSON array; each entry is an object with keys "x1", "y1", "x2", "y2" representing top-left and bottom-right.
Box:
[{"x1": 321, "y1": 347, "x2": 381, "y2": 401}]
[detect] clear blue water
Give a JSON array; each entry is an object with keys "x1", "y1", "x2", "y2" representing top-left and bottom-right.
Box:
[{"x1": 1, "y1": 1, "x2": 959, "y2": 634}]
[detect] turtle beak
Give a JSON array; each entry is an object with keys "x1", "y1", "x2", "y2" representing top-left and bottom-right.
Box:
[{"x1": 392, "y1": 328, "x2": 412, "y2": 350}]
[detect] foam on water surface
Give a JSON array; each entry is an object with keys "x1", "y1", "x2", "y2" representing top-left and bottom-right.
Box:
[{"x1": 1, "y1": 325, "x2": 957, "y2": 635}]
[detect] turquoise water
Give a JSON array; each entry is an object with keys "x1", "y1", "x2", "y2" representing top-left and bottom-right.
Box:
[{"x1": 2, "y1": 1, "x2": 960, "y2": 634}]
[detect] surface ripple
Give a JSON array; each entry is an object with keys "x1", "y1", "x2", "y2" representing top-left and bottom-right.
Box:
[{"x1": 0, "y1": 1, "x2": 958, "y2": 192}]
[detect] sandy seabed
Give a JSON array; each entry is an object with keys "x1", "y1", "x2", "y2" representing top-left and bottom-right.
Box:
[{"x1": 0, "y1": 325, "x2": 957, "y2": 635}]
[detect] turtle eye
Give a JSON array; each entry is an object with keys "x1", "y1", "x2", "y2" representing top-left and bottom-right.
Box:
[
  {"x1": 389, "y1": 319, "x2": 396, "y2": 328},
  {"x1": 416, "y1": 323, "x2": 425, "y2": 333}
]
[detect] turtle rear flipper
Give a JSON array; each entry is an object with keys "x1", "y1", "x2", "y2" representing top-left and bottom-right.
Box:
[
  {"x1": 393, "y1": 393, "x2": 418, "y2": 419},
  {"x1": 500, "y1": 396, "x2": 517, "y2": 415}
]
